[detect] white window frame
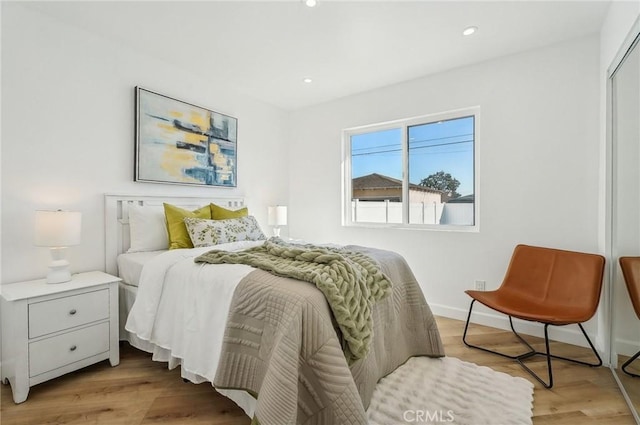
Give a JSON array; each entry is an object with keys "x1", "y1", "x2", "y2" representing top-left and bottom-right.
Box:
[{"x1": 342, "y1": 106, "x2": 480, "y2": 231}]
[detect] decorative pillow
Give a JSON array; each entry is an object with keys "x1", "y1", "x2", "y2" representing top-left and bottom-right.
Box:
[
  {"x1": 127, "y1": 205, "x2": 169, "y2": 252},
  {"x1": 184, "y1": 216, "x2": 266, "y2": 247},
  {"x1": 163, "y1": 203, "x2": 211, "y2": 249},
  {"x1": 211, "y1": 203, "x2": 249, "y2": 220}
]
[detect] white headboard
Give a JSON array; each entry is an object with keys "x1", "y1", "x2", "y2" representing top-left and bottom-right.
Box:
[{"x1": 104, "y1": 193, "x2": 244, "y2": 276}]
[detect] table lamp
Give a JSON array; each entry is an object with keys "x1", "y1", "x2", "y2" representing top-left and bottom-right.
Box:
[
  {"x1": 267, "y1": 205, "x2": 287, "y2": 237},
  {"x1": 34, "y1": 210, "x2": 82, "y2": 284}
]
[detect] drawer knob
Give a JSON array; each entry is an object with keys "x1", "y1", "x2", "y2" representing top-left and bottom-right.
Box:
[
  {"x1": 70, "y1": 345, "x2": 77, "y2": 352},
  {"x1": 69, "y1": 309, "x2": 77, "y2": 316}
]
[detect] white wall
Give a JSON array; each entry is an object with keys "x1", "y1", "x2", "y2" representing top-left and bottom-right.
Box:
[
  {"x1": 600, "y1": 2, "x2": 640, "y2": 71},
  {"x1": 289, "y1": 35, "x2": 602, "y2": 345},
  {"x1": 0, "y1": 3, "x2": 289, "y2": 283}
]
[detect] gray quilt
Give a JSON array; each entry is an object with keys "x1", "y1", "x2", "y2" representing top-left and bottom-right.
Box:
[
  {"x1": 196, "y1": 238, "x2": 392, "y2": 364},
  {"x1": 213, "y1": 246, "x2": 444, "y2": 425}
]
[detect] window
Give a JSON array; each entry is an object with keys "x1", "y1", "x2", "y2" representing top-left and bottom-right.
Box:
[{"x1": 343, "y1": 107, "x2": 478, "y2": 229}]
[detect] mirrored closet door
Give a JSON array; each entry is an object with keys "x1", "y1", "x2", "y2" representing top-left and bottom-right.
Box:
[{"x1": 610, "y1": 22, "x2": 640, "y2": 422}]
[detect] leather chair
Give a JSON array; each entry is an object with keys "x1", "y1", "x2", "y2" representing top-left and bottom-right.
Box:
[
  {"x1": 618, "y1": 257, "x2": 640, "y2": 378},
  {"x1": 463, "y1": 244, "x2": 605, "y2": 388}
]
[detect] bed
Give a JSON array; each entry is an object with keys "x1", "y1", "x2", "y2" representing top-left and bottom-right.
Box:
[{"x1": 105, "y1": 193, "x2": 444, "y2": 425}]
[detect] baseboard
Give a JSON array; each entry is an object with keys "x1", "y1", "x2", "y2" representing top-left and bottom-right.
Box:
[
  {"x1": 615, "y1": 337, "x2": 640, "y2": 358},
  {"x1": 430, "y1": 303, "x2": 604, "y2": 352}
]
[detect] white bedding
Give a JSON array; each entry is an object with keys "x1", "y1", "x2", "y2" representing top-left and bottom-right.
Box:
[
  {"x1": 124, "y1": 240, "x2": 264, "y2": 416},
  {"x1": 117, "y1": 250, "x2": 165, "y2": 286}
]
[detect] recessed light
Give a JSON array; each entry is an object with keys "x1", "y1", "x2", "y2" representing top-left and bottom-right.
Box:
[
  {"x1": 463, "y1": 26, "x2": 477, "y2": 36},
  {"x1": 305, "y1": 0, "x2": 317, "y2": 7},
  {"x1": 303, "y1": 77, "x2": 313, "y2": 83}
]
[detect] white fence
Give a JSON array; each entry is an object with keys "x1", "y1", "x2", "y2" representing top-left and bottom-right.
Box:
[{"x1": 352, "y1": 200, "x2": 474, "y2": 225}]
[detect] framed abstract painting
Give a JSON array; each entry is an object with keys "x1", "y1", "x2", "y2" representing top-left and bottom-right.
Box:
[{"x1": 135, "y1": 87, "x2": 238, "y2": 187}]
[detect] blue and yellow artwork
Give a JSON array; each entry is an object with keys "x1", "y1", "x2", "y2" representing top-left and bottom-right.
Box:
[{"x1": 135, "y1": 87, "x2": 237, "y2": 187}]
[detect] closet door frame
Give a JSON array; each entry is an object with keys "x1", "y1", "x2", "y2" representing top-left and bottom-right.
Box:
[{"x1": 607, "y1": 14, "x2": 640, "y2": 425}]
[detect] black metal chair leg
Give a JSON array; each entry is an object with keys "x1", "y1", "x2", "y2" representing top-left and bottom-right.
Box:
[
  {"x1": 549, "y1": 323, "x2": 602, "y2": 368},
  {"x1": 621, "y1": 350, "x2": 640, "y2": 378},
  {"x1": 507, "y1": 317, "x2": 601, "y2": 368},
  {"x1": 508, "y1": 316, "x2": 536, "y2": 353},
  {"x1": 463, "y1": 300, "x2": 603, "y2": 389},
  {"x1": 464, "y1": 300, "x2": 535, "y2": 360},
  {"x1": 515, "y1": 324, "x2": 553, "y2": 388}
]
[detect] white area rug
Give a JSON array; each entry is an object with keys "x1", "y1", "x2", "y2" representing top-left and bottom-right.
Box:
[{"x1": 367, "y1": 356, "x2": 534, "y2": 425}]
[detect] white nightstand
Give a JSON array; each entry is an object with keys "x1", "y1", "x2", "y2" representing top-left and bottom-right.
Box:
[{"x1": 0, "y1": 271, "x2": 121, "y2": 403}]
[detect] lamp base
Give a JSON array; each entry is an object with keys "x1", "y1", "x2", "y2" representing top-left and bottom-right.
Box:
[
  {"x1": 46, "y1": 248, "x2": 72, "y2": 284},
  {"x1": 47, "y1": 266, "x2": 71, "y2": 284},
  {"x1": 272, "y1": 227, "x2": 281, "y2": 237}
]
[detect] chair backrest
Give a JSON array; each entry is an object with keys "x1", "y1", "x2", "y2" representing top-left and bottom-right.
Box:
[
  {"x1": 618, "y1": 257, "x2": 640, "y2": 320},
  {"x1": 500, "y1": 245, "x2": 605, "y2": 321}
]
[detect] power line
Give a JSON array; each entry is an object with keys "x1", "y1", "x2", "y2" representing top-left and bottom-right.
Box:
[
  {"x1": 352, "y1": 143, "x2": 400, "y2": 152},
  {"x1": 409, "y1": 133, "x2": 473, "y2": 146},
  {"x1": 352, "y1": 139, "x2": 472, "y2": 157},
  {"x1": 410, "y1": 149, "x2": 471, "y2": 156},
  {"x1": 351, "y1": 132, "x2": 473, "y2": 152},
  {"x1": 412, "y1": 139, "x2": 473, "y2": 150}
]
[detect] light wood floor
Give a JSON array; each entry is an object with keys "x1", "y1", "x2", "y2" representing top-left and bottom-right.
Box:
[
  {"x1": 616, "y1": 354, "x2": 640, "y2": 414},
  {"x1": 1, "y1": 316, "x2": 636, "y2": 424}
]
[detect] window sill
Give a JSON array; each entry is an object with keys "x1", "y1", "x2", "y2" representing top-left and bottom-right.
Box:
[{"x1": 343, "y1": 222, "x2": 479, "y2": 233}]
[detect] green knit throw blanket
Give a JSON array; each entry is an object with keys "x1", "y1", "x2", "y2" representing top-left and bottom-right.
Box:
[{"x1": 195, "y1": 238, "x2": 392, "y2": 364}]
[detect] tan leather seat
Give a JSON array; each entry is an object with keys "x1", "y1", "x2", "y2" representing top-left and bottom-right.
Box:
[
  {"x1": 463, "y1": 244, "x2": 605, "y2": 388},
  {"x1": 618, "y1": 257, "x2": 640, "y2": 378}
]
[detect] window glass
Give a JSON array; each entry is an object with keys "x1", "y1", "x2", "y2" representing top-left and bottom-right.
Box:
[
  {"x1": 408, "y1": 116, "x2": 474, "y2": 225},
  {"x1": 345, "y1": 108, "x2": 477, "y2": 229},
  {"x1": 351, "y1": 128, "x2": 402, "y2": 223}
]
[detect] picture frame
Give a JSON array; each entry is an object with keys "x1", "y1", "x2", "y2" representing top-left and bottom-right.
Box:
[{"x1": 134, "y1": 87, "x2": 238, "y2": 187}]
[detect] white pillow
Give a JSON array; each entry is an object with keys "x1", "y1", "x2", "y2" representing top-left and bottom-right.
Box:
[
  {"x1": 127, "y1": 204, "x2": 169, "y2": 252},
  {"x1": 184, "y1": 216, "x2": 266, "y2": 247}
]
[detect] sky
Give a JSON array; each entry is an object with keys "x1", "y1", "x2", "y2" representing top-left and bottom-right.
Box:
[{"x1": 351, "y1": 116, "x2": 475, "y2": 196}]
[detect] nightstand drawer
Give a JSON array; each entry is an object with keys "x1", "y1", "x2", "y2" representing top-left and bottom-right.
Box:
[
  {"x1": 28, "y1": 322, "x2": 110, "y2": 377},
  {"x1": 28, "y1": 289, "x2": 109, "y2": 338}
]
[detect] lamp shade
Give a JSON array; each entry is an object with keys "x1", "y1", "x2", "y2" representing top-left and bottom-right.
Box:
[
  {"x1": 34, "y1": 210, "x2": 82, "y2": 247},
  {"x1": 268, "y1": 206, "x2": 287, "y2": 226}
]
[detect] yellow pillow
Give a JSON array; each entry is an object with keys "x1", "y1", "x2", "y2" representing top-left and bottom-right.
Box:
[
  {"x1": 210, "y1": 203, "x2": 249, "y2": 220},
  {"x1": 163, "y1": 203, "x2": 211, "y2": 249}
]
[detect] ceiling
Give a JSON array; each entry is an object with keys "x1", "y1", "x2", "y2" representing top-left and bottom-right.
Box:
[{"x1": 20, "y1": 1, "x2": 611, "y2": 110}]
